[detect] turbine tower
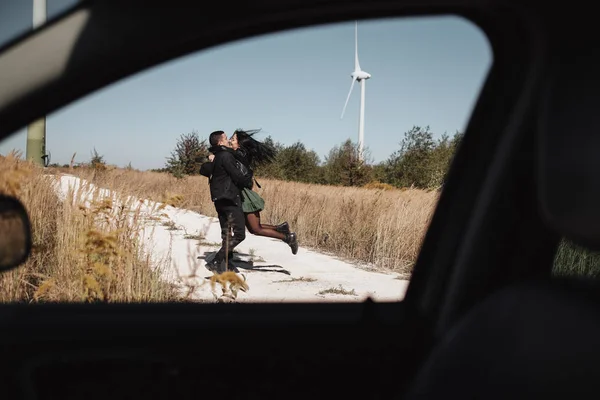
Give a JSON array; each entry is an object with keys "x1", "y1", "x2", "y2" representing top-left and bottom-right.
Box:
[
  {"x1": 340, "y1": 21, "x2": 371, "y2": 162},
  {"x1": 26, "y1": 0, "x2": 48, "y2": 167}
]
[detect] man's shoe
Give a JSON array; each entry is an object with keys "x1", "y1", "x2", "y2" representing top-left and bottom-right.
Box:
[
  {"x1": 205, "y1": 258, "x2": 226, "y2": 274},
  {"x1": 226, "y1": 259, "x2": 239, "y2": 273},
  {"x1": 285, "y1": 232, "x2": 299, "y2": 255},
  {"x1": 276, "y1": 222, "x2": 290, "y2": 234}
]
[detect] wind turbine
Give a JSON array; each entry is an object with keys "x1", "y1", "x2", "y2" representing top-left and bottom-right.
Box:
[{"x1": 340, "y1": 21, "x2": 371, "y2": 162}]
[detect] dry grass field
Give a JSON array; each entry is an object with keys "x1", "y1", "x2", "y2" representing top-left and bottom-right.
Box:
[
  {"x1": 0, "y1": 152, "x2": 593, "y2": 302},
  {"x1": 0, "y1": 152, "x2": 178, "y2": 303},
  {"x1": 64, "y1": 165, "x2": 440, "y2": 274},
  {"x1": 0, "y1": 152, "x2": 440, "y2": 302}
]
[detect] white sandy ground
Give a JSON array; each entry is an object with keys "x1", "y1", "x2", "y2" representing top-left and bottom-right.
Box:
[{"x1": 51, "y1": 174, "x2": 410, "y2": 303}]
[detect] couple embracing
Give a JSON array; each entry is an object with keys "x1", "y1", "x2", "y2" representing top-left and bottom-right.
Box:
[{"x1": 199, "y1": 129, "x2": 299, "y2": 273}]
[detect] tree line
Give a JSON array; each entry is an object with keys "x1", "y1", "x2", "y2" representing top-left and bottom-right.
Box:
[{"x1": 155, "y1": 126, "x2": 463, "y2": 190}]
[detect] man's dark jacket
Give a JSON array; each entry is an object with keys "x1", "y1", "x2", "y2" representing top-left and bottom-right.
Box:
[{"x1": 199, "y1": 145, "x2": 252, "y2": 203}]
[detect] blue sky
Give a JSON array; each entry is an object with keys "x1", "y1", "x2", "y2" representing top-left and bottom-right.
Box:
[{"x1": 0, "y1": 1, "x2": 492, "y2": 171}]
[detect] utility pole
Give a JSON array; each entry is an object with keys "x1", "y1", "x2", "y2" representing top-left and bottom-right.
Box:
[{"x1": 25, "y1": 0, "x2": 47, "y2": 166}]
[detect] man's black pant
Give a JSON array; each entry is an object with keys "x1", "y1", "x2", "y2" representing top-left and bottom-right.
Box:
[{"x1": 213, "y1": 199, "x2": 246, "y2": 264}]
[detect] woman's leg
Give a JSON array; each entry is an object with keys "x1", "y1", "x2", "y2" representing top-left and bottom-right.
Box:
[
  {"x1": 261, "y1": 222, "x2": 290, "y2": 233},
  {"x1": 245, "y1": 212, "x2": 287, "y2": 240}
]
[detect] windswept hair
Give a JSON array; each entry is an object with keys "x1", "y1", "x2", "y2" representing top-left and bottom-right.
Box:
[{"x1": 233, "y1": 129, "x2": 277, "y2": 167}]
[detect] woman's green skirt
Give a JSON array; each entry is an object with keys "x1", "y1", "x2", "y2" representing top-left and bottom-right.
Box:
[{"x1": 241, "y1": 187, "x2": 265, "y2": 213}]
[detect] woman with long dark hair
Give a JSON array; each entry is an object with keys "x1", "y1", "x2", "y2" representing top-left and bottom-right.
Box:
[{"x1": 226, "y1": 129, "x2": 298, "y2": 255}]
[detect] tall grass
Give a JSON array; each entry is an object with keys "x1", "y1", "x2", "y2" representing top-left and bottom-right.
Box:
[
  {"x1": 64, "y1": 166, "x2": 439, "y2": 275},
  {"x1": 0, "y1": 153, "x2": 178, "y2": 302},
  {"x1": 553, "y1": 239, "x2": 600, "y2": 278},
  {"x1": 5, "y1": 156, "x2": 595, "y2": 303},
  {"x1": 66, "y1": 166, "x2": 600, "y2": 279}
]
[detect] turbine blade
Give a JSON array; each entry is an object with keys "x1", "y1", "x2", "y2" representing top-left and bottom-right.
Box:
[
  {"x1": 355, "y1": 21, "x2": 361, "y2": 71},
  {"x1": 341, "y1": 77, "x2": 357, "y2": 119}
]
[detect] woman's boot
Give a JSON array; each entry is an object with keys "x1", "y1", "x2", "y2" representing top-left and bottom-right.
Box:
[{"x1": 284, "y1": 232, "x2": 299, "y2": 255}]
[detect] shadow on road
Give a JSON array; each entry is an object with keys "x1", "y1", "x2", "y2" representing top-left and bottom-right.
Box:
[{"x1": 198, "y1": 251, "x2": 290, "y2": 275}]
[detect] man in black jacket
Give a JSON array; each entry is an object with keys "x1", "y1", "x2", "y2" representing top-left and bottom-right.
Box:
[{"x1": 199, "y1": 130, "x2": 253, "y2": 273}]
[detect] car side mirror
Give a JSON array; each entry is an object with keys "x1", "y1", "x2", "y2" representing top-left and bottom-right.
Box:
[{"x1": 0, "y1": 195, "x2": 32, "y2": 272}]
